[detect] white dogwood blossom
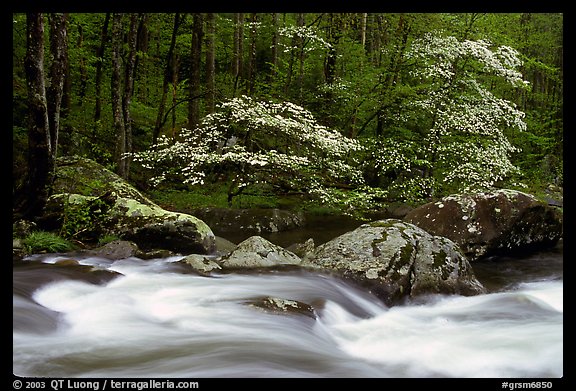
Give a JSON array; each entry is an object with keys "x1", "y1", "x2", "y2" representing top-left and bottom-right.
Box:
[
  {"x1": 404, "y1": 32, "x2": 529, "y2": 192},
  {"x1": 131, "y1": 96, "x2": 364, "y2": 203}
]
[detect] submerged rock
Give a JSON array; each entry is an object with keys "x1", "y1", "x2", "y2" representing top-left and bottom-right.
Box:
[
  {"x1": 404, "y1": 189, "x2": 563, "y2": 261},
  {"x1": 307, "y1": 219, "x2": 486, "y2": 305},
  {"x1": 246, "y1": 296, "x2": 316, "y2": 318}
]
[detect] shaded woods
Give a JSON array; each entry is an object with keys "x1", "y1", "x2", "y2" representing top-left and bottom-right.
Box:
[{"x1": 12, "y1": 13, "x2": 563, "y2": 221}]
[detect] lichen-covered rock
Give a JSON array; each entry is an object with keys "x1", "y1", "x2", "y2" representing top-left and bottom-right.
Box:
[
  {"x1": 285, "y1": 238, "x2": 315, "y2": 259},
  {"x1": 42, "y1": 156, "x2": 217, "y2": 254},
  {"x1": 181, "y1": 254, "x2": 222, "y2": 274},
  {"x1": 307, "y1": 219, "x2": 486, "y2": 305},
  {"x1": 45, "y1": 193, "x2": 216, "y2": 254},
  {"x1": 219, "y1": 236, "x2": 302, "y2": 268},
  {"x1": 403, "y1": 189, "x2": 563, "y2": 261}
]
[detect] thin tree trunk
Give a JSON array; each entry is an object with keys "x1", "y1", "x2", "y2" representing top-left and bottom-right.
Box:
[
  {"x1": 232, "y1": 13, "x2": 244, "y2": 97},
  {"x1": 94, "y1": 13, "x2": 110, "y2": 122},
  {"x1": 361, "y1": 13, "x2": 367, "y2": 50},
  {"x1": 171, "y1": 55, "x2": 179, "y2": 138},
  {"x1": 296, "y1": 13, "x2": 306, "y2": 102},
  {"x1": 111, "y1": 13, "x2": 126, "y2": 178},
  {"x1": 47, "y1": 13, "x2": 68, "y2": 160},
  {"x1": 188, "y1": 13, "x2": 203, "y2": 129},
  {"x1": 121, "y1": 13, "x2": 139, "y2": 178},
  {"x1": 76, "y1": 23, "x2": 88, "y2": 106},
  {"x1": 247, "y1": 13, "x2": 258, "y2": 94},
  {"x1": 205, "y1": 13, "x2": 215, "y2": 113},
  {"x1": 270, "y1": 13, "x2": 278, "y2": 80},
  {"x1": 153, "y1": 13, "x2": 182, "y2": 144}
]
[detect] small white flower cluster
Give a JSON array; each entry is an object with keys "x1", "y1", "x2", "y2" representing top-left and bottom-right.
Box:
[{"x1": 278, "y1": 25, "x2": 333, "y2": 54}]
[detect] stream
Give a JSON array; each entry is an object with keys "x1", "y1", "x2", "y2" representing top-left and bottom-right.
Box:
[{"x1": 13, "y1": 221, "x2": 563, "y2": 378}]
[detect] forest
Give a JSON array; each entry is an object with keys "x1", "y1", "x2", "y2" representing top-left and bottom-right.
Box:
[{"x1": 12, "y1": 12, "x2": 563, "y2": 221}]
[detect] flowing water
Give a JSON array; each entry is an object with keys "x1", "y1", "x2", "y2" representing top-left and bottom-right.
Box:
[{"x1": 13, "y1": 235, "x2": 563, "y2": 378}]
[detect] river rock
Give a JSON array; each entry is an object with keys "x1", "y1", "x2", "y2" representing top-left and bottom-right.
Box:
[
  {"x1": 403, "y1": 189, "x2": 563, "y2": 261},
  {"x1": 45, "y1": 193, "x2": 216, "y2": 254},
  {"x1": 246, "y1": 297, "x2": 316, "y2": 318},
  {"x1": 285, "y1": 238, "x2": 315, "y2": 259},
  {"x1": 40, "y1": 156, "x2": 216, "y2": 254},
  {"x1": 219, "y1": 236, "x2": 302, "y2": 268},
  {"x1": 190, "y1": 207, "x2": 305, "y2": 235},
  {"x1": 307, "y1": 219, "x2": 486, "y2": 305},
  {"x1": 181, "y1": 254, "x2": 222, "y2": 274},
  {"x1": 53, "y1": 156, "x2": 153, "y2": 205}
]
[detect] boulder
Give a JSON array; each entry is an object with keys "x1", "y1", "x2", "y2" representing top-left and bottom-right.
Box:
[
  {"x1": 307, "y1": 219, "x2": 486, "y2": 305},
  {"x1": 45, "y1": 193, "x2": 215, "y2": 254},
  {"x1": 42, "y1": 156, "x2": 216, "y2": 255},
  {"x1": 219, "y1": 236, "x2": 302, "y2": 269},
  {"x1": 403, "y1": 189, "x2": 563, "y2": 261},
  {"x1": 53, "y1": 156, "x2": 153, "y2": 205}
]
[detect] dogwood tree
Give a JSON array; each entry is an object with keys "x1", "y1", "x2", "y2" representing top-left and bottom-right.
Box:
[
  {"x1": 131, "y1": 96, "x2": 365, "y2": 206},
  {"x1": 401, "y1": 32, "x2": 529, "y2": 194}
]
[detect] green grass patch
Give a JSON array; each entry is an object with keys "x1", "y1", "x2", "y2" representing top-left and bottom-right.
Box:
[{"x1": 22, "y1": 231, "x2": 75, "y2": 254}]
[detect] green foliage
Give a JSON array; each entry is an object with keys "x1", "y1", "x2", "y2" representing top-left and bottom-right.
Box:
[
  {"x1": 12, "y1": 12, "x2": 563, "y2": 217},
  {"x1": 60, "y1": 196, "x2": 110, "y2": 240},
  {"x1": 22, "y1": 231, "x2": 75, "y2": 254}
]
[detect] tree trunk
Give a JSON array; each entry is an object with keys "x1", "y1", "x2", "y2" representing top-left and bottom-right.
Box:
[
  {"x1": 172, "y1": 54, "x2": 180, "y2": 137},
  {"x1": 269, "y1": 13, "x2": 278, "y2": 81},
  {"x1": 360, "y1": 13, "x2": 367, "y2": 50},
  {"x1": 47, "y1": 13, "x2": 68, "y2": 160},
  {"x1": 324, "y1": 13, "x2": 342, "y2": 85},
  {"x1": 153, "y1": 13, "x2": 182, "y2": 144},
  {"x1": 205, "y1": 13, "x2": 216, "y2": 113},
  {"x1": 121, "y1": 13, "x2": 139, "y2": 178},
  {"x1": 232, "y1": 13, "x2": 244, "y2": 97},
  {"x1": 94, "y1": 13, "x2": 110, "y2": 122},
  {"x1": 188, "y1": 13, "x2": 204, "y2": 129},
  {"x1": 76, "y1": 23, "x2": 88, "y2": 106},
  {"x1": 23, "y1": 13, "x2": 51, "y2": 219},
  {"x1": 296, "y1": 13, "x2": 306, "y2": 102},
  {"x1": 247, "y1": 13, "x2": 258, "y2": 94},
  {"x1": 111, "y1": 13, "x2": 126, "y2": 178}
]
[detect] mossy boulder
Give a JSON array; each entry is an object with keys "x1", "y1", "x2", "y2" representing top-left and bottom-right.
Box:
[
  {"x1": 307, "y1": 219, "x2": 486, "y2": 305},
  {"x1": 403, "y1": 189, "x2": 563, "y2": 261},
  {"x1": 44, "y1": 156, "x2": 216, "y2": 254},
  {"x1": 53, "y1": 156, "x2": 152, "y2": 205},
  {"x1": 45, "y1": 193, "x2": 215, "y2": 254}
]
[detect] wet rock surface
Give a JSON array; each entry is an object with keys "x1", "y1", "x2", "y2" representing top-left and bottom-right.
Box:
[
  {"x1": 307, "y1": 219, "x2": 486, "y2": 305},
  {"x1": 404, "y1": 189, "x2": 563, "y2": 261}
]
